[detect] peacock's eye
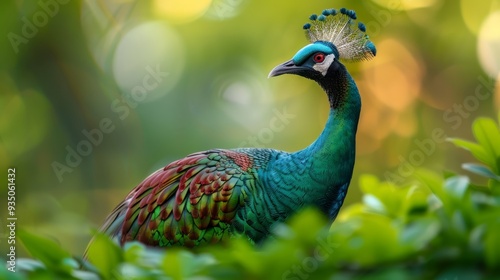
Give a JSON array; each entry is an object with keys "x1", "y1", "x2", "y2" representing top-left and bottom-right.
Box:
[{"x1": 313, "y1": 53, "x2": 325, "y2": 63}]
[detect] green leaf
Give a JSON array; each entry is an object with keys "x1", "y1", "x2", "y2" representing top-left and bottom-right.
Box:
[
  {"x1": 228, "y1": 239, "x2": 262, "y2": 275},
  {"x1": 162, "y1": 250, "x2": 183, "y2": 280},
  {"x1": 345, "y1": 214, "x2": 407, "y2": 265},
  {"x1": 18, "y1": 230, "x2": 72, "y2": 273},
  {"x1": 447, "y1": 138, "x2": 494, "y2": 167},
  {"x1": 444, "y1": 176, "x2": 469, "y2": 200},
  {"x1": 462, "y1": 163, "x2": 500, "y2": 181},
  {"x1": 400, "y1": 218, "x2": 440, "y2": 249},
  {"x1": 362, "y1": 194, "x2": 386, "y2": 214},
  {"x1": 16, "y1": 258, "x2": 45, "y2": 272},
  {"x1": 287, "y1": 207, "x2": 328, "y2": 242},
  {"x1": 123, "y1": 242, "x2": 145, "y2": 263},
  {"x1": 414, "y1": 169, "x2": 448, "y2": 207},
  {"x1": 469, "y1": 225, "x2": 486, "y2": 253},
  {"x1": 72, "y1": 269, "x2": 101, "y2": 280},
  {"x1": 489, "y1": 179, "x2": 500, "y2": 195},
  {"x1": 162, "y1": 250, "x2": 215, "y2": 279},
  {"x1": 451, "y1": 210, "x2": 468, "y2": 235},
  {"x1": 484, "y1": 223, "x2": 500, "y2": 269},
  {"x1": 359, "y1": 174, "x2": 412, "y2": 217},
  {"x1": 402, "y1": 185, "x2": 430, "y2": 216},
  {"x1": 472, "y1": 117, "x2": 500, "y2": 168},
  {"x1": 85, "y1": 232, "x2": 123, "y2": 279}
]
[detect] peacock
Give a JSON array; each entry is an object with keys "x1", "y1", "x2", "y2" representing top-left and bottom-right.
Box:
[{"x1": 87, "y1": 8, "x2": 376, "y2": 251}]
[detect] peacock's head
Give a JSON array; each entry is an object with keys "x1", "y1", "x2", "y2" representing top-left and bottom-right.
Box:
[{"x1": 269, "y1": 8, "x2": 376, "y2": 81}]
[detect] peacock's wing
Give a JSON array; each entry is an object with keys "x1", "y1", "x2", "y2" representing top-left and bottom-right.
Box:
[{"x1": 100, "y1": 149, "x2": 261, "y2": 247}]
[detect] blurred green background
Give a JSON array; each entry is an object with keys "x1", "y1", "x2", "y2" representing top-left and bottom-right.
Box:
[{"x1": 1, "y1": 0, "x2": 499, "y2": 257}]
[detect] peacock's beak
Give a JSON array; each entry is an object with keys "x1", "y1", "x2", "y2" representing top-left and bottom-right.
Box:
[{"x1": 268, "y1": 59, "x2": 308, "y2": 78}]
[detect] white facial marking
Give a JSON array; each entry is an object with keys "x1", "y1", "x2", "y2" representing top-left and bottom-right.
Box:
[{"x1": 313, "y1": 54, "x2": 335, "y2": 76}]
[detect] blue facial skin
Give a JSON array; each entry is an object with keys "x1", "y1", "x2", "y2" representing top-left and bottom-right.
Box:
[{"x1": 292, "y1": 41, "x2": 339, "y2": 65}]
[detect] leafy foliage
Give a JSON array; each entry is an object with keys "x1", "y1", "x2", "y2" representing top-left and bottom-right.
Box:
[
  {"x1": 449, "y1": 113, "x2": 500, "y2": 194},
  {"x1": 4, "y1": 115, "x2": 500, "y2": 279}
]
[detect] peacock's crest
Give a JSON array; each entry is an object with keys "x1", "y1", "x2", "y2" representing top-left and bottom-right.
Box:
[{"x1": 303, "y1": 8, "x2": 376, "y2": 62}]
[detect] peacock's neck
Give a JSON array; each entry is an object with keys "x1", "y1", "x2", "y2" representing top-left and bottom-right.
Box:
[
  {"x1": 297, "y1": 67, "x2": 361, "y2": 187},
  {"x1": 265, "y1": 67, "x2": 361, "y2": 221}
]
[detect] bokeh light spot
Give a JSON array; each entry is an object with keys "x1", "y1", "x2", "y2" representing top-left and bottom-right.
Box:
[
  {"x1": 478, "y1": 11, "x2": 500, "y2": 78},
  {"x1": 363, "y1": 38, "x2": 423, "y2": 112},
  {"x1": 371, "y1": 0, "x2": 438, "y2": 11},
  {"x1": 213, "y1": 67, "x2": 271, "y2": 131},
  {"x1": 204, "y1": 0, "x2": 247, "y2": 20},
  {"x1": 113, "y1": 21, "x2": 184, "y2": 101},
  {"x1": 0, "y1": 86, "x2": 52, "y2": 162},
  {"x1": 222, "y1": 82, "x2": 253, "y2": 106},
  {"x1": 461, "y1": 0, "x2": 496, "y2": 34},
  {"x1": 357, "y1": 38, "x2": 423, "y2": 155},
  {"x1": 154, "y1": 0, "x2": 213, "y2": 23}
]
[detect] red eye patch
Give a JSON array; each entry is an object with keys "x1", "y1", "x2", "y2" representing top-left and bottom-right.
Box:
[{"x1": 313, "y1": 53, "x2": 325, "y2": 63}]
